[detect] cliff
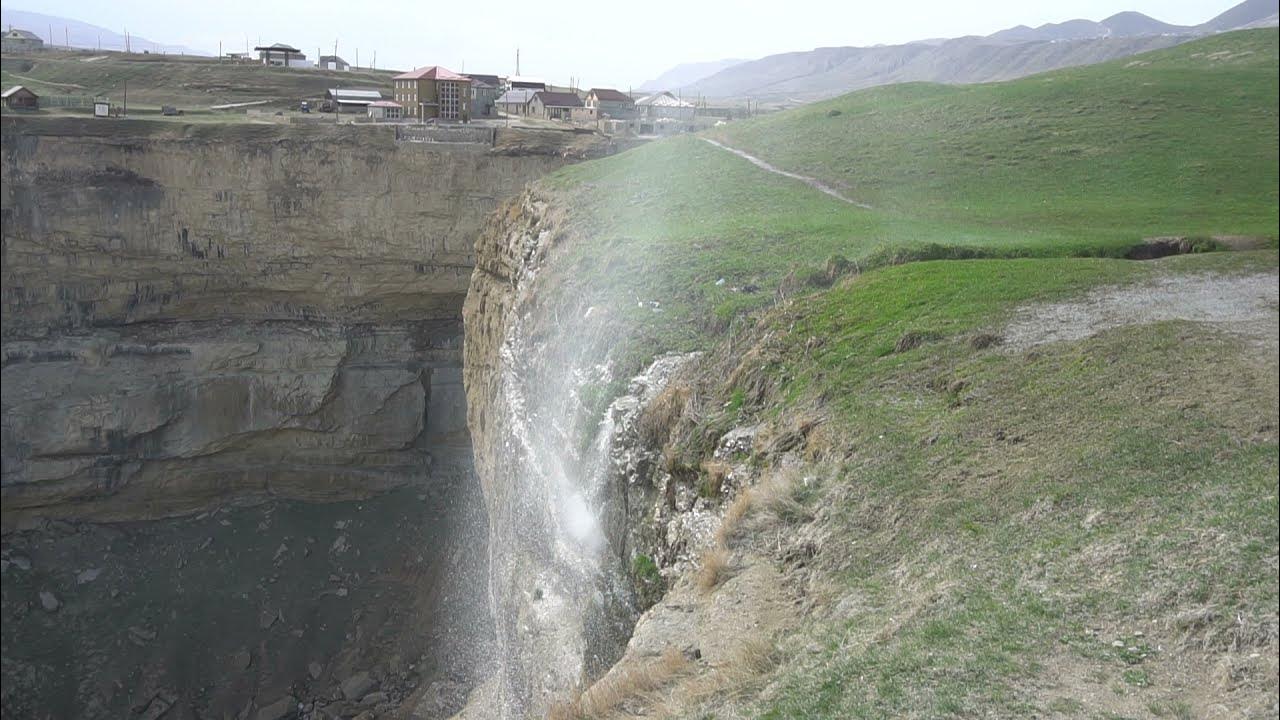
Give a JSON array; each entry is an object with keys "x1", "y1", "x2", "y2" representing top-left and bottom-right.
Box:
[{"x1": 0, "y1": 117, "x2": 609, "y2": 529}]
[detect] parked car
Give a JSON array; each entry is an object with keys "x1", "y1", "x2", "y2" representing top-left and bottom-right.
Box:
[
  {"x1": 161, "y1": 105, "x2": 182, "y2": 116},
  {"x1": 300, "y1": 101, "x2": 311, "y2": 113}
]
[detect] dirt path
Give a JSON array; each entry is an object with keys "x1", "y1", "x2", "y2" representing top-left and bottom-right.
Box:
[
  {"x1": 700, "y1": 138, "x2": 872, "y2": 209},
  {"x1": 8, "y1": 74, "x2": 85, "y2": 90},
  {"x1": 1002, "y1": 271, "x2": 1279, "y2": 351}
]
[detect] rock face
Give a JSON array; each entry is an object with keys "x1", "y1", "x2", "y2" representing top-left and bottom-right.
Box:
[
  {"x1": 463, "y1": 189, "x2": 695, "y2": 717},
  {"x1": 1, "y1": 117, "x2": 606, "y2": 528}
]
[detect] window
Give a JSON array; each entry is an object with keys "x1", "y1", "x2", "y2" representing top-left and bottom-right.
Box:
[{"x1": 439, "y1": 81, "x2": 461, "y2": 119}]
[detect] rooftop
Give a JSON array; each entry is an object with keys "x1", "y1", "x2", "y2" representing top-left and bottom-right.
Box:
[
  {"x1": 534, "y1": 91, "x2": 584, "y2": 108},
  {"x1": 254, "y1": 43, "x2": 302, "y2": 53},
  {"x1": 589, "y1": 88, "x2": 633, "y2": 102},
  {"x1": 394, "y1": 65, "x2": 471, "y2": 81}
]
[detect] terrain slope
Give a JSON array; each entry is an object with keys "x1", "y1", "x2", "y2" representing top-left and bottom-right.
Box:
[{"x1": 463, "y1": 29, "x2": 1278, "y2": 719}]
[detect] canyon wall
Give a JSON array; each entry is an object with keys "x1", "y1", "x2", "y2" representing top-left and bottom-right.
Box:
[{"x1": 0, "y1": 117, "x2": 608, "y2": 529}]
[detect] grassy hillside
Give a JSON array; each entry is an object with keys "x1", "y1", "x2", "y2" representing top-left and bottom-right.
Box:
[
  {"x1": 0, "y1": 48, "x2": 396, "y2": 110},
  {"x1": 530, "y1": 29, "x2": 1278, "y2": 719},
  {"x1": 544, "y1": 29, "x2": 1277, "y2": 370}
]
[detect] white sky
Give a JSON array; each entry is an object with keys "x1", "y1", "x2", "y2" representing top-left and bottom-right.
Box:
[{"x1": 12, "y1": 0, "x2": 1243, "y2": 87}]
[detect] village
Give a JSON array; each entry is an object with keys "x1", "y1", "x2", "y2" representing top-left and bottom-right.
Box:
[{"x1": 1, "y1": 28, "x2": 746, "y2": 138}]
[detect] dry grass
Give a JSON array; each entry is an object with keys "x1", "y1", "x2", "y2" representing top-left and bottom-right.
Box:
[
  {"x1": 699, "y1": 460, "x2": 732, "y2": 498},
  {"x1": 696, "y1": 547, "x2": 731, "y2": 593},
  {"x1": 716, "y1": 488, "x2": 756, "y2": 547},
  {"x1": 549, "y1": 646, "x2": 690, "y2": 719},
  {"x1": 637, "y1": 382, "x2": 691, "y2": 449}
]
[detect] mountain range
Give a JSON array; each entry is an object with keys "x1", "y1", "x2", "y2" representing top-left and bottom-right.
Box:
[
  {"x1": 658, "y1": 0, "x2": 1279, "y2": 101},
  {"x1": 0, "y1": 8, "x2": 208, "y2": 56}
]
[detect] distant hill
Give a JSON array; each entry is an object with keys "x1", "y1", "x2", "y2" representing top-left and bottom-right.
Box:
[
  {"x1": 679, "y1": 0, "x2": 1278, "y2": 101},
  {"x1": 0, "y1": 8, "x2": 208, "y2": 56},
  {"x1": 639, "y1": 58, "x2": 746, "y2": 92}
]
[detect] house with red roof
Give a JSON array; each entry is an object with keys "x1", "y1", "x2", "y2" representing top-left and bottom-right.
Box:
[{"x1": 392, "y1": 66, "x2": 472, "y2": 122}]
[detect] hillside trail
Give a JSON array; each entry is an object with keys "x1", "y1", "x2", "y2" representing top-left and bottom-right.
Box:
[{"x1": 700, "y1": 137, "x2": 873, "y2": 209}]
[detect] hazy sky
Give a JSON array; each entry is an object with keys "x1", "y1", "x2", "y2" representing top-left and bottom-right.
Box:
[{"x1": 11, "y1": 0, "x2": 1243, "y2": 87}]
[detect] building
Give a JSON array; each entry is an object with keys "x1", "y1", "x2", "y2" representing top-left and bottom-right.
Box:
[
  {"x1": 255, "y1": 43, "x2": 306, "y2": 67},
  {"x1": 2, "y1": 27, "x2": 44, "y2": 52},
  {"x1": 466, "y1": 74, "x2": 503, "y2": 117},
  {"x1": 1, "y1": 86, "x2": 39, "y2": 111},
  {"x1": 528, "y1": 91, "x2": 583, "y2": 121},
  {"x1": 367, "y1": 100, "x2": 403, "y2": 121},
  {"x1": 496, "y1": 88, "x2": 536, "y2": 116},
  {"x1": 585, "y1": 88, "x2": 635, "y2": 119},
  {"x1": 508, "y1": 76, "x2": 547, "y2": 91},
  {"x1": 325, "y1": 88, "x2": 383, "y2": 112},
  {"x1": 636, "y1": 91, "x2": 696, "y2": 121},
  {"x1": 318, "y1": 55, "x2": 350, "y2": 71},
  {"x1": 392, "y1": 66, "x2": 472, "y2": 122}
]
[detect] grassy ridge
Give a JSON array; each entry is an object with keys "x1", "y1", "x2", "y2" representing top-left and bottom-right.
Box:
[
  {"x1": 532, "y1": 29, "x2": 1279, "y2": 718},
  {"x1": 0, "y1": 49, "x2": 395, "y2": 109},
  {"x1": 740, "y1": 251, "x2": 1278, "y2": 717},
  {"x1": 545, "y1": 30, "x2": 1278, "y2": 372},
  {"x1": 711, "y1": 29, "x2": 1278, "y2": 243}
]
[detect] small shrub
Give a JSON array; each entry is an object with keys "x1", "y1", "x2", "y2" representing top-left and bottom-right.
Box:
[
  {"x1": 970, "y1": 332, "x2": 1003, "y2": 350},
  {"x1": 696, "y1": 547, "x2": 731, "y2": 593},
  {"x1": 698, "y1": 460, "x2": 731, "y2": 499},
  {"x1": 632, "y1": 554, "x2": 660, "y2": 583},
  {"x1": 894, "y1": 330, "x2": 940, "y2": 353}
]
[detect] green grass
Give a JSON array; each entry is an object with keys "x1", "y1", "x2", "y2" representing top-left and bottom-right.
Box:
[
  {"x1": 524, "y1": 31, "x2": 1279, "y2": 718},
  {"x1": 705, "y1": 250, "x2": 1278, "y2": 719},
  {"x1": 1, "y1": 48, "x2": 396, "y2": 109},
  {"x1": 710, "y1": 30, "x2": 1278, "y2": 242},
  {"x1": 536, "y1": 30, "x2": 1278, "y2": 383}
]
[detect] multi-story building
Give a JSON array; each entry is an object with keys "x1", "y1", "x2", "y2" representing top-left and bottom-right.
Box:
[{"x1": 392, "y1": 66, "x2": 473, "y2": 122}]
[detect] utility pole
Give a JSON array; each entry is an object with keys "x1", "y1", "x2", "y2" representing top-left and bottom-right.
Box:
[
  {"x1": 355, "y1": 48, "x2": 359, "y2": 69},
  {"x1": 123, "y1": 80, "x2": 127, "y2": 117},
  {"x1": 64, "y1": 27, "x2": 69, "y2": 49},
  {"x1": 516, "y1": 47, "x2": 520, "y2": 76},
  {"x1": 48, "y1": 25, "x2": 52, "y2": 47},
  {"x1": 372, "y1": 50, "x2": 375, "y2": 70}
]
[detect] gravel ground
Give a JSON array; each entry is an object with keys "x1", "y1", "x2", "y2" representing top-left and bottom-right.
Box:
[{"x1": 1002, "y1": 271, "x2": 1279, "y2": 351}]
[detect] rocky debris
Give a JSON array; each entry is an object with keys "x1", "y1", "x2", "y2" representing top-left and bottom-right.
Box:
[
  {"x1": 359, "y1": 691, "x2": 389, "y2": 706},
  {"x1": 415, "y1": 679, "x2": 470, "y2": 718},
  {"x1": 77, "y1": 567, "x2": 102, "y2": 584},
  {"x1": 340, "y1": 671, "x2": 376, "y2": 701},
  {"x1": 6, "y1": 554, "x2": 32, "y2": 571},
  {"x1": 259, "y1": 608, "x2": 283, "y2": 630},
  {"x1": 128, "y1": 626, "x2": 158, "y2": 646},
  {"x1": 308, "y1": 662, "x2": 324, "y2": 680},
  {"x1": 254, "y1": 695, "x2": 296, "y2": 720},
  {"x1": 134, "y1": 690, "x2": 177, "y2": 720},
  {"x1": 233, "y1": 649, "x2": 253, "y2": 671},
  {"x1": 38, "y1": 591, "x2": 60, "y2": 612},
  {"x1": 330, "y1": 536, "x2": 350, "y2": 555},
  {"x1": 715, "y1": 426, "x2": 759, "y2": 459}
]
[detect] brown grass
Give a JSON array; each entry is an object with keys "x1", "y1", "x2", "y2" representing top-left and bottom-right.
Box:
[
  {"x1": 696, "y1": 547, "x2": 731, "y2": 593},
  {"x1": 699, "y1": 460, "x2": 732, "y2": 498},
  {"x1": 637, "y1": 382, "x2": 690, "y2": 449},
  {"x1": 716, "y1": 489, "x2": 755, "y2": 547},
  {"x1": 550, "y1": 646, "x2": 690, "y2": 719}
]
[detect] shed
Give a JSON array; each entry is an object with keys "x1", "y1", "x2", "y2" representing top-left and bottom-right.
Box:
[
  {"x1": 319, "y1": 55, "x2": 350, "y2": 71},
  {"x1": 367, "y1": 100, "x2": 403, "y2": 121},
  {"x1": 325, "y1": 88, "x2": 383, "y2": 112},
  {"x1": 1, "y1": 86, "x2": 39, "y2": 111},
  {"x1": 496, "y1": 88, "x2": 536, "y2": 116}
]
